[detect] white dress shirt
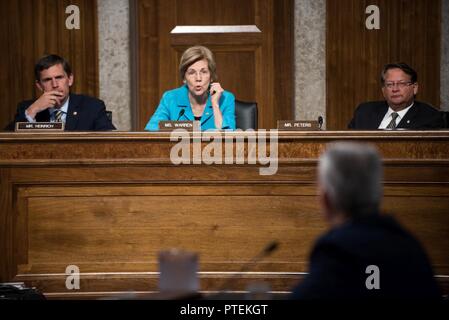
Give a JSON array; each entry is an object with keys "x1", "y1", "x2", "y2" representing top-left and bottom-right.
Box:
[{"x1": 378, "y1": 102, "x2": 414, "y2": 129}]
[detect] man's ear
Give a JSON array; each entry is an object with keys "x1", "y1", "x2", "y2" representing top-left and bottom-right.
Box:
[
  {"x1": 413, "y1": 82, "x2": 418, "y2": 95},
  {"x1": 68, "y1": 74, "x2": 74, "y2": 87}
]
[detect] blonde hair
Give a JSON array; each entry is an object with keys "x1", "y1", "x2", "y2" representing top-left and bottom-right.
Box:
[{"x1": 179, "y1": 46, "x2": 217, "y2": 82}]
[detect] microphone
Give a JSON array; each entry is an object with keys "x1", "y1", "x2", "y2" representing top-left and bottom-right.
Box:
[
  {"x1": 318, "y1": 116, "x2": 323, "y2": 130},
  {"x1": 216, "y1": 240, "x2": 280, "y2": 294},
  {"x1": 177, "y1": 109, "x2": 185, "y2": 121},
  {"x1": 208, "y1": 83, "x2": 216, "y2": 96}
]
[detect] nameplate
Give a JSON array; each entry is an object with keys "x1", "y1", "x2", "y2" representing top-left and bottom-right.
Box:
[
  {"x1": 15, "y1": 122, "x2": 64, "y2": 132},
  {"x1": 277, "y1": 120, "x2": 320, "y2": 131},
  {"x1": 159, "y1": 121, "x2": 200, "y2": 132}
]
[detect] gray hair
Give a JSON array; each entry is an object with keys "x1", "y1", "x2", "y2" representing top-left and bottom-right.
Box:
[{"x1": 318, "y1": 142, "x2": 383, "y2": 217}]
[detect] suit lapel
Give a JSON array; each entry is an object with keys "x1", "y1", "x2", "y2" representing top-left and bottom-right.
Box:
[
  {"x1": 36, "y1": 109, "x2": 51, "y2": 122},
  {"x1": 397, "y1": 103, "x2": 418, "y2": 128},
  {"x1": 201, "y1": 105, "x2": 214, "y2": 127},
  {"x1": 65, "y1": 94, "x2": 80, "y2": 130},
  {"x1": 374, "y1": 102, "x2": 389, "y2": 129}
]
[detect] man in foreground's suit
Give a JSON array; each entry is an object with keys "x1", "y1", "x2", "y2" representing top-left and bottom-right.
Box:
[
  {"x1": 348, "y1": 62, "x2": 443, "y2": 130},
  {"x1": 9, "y1": 54, "x2": 115, "y2": 131},
  {"x1": 290, "y1": 142, "x2": 441, "y2": 299}
]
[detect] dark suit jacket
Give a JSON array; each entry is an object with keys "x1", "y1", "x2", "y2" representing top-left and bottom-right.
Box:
[
  {"x1": 290, "y1": 214, "x2": 441, "y2": 300},
  {"x1": 348, "y1": 101, "x2": 444, "y2": 130},
  {"x1": 6, "y1": 93, "x2": 115, "y2": 131}
]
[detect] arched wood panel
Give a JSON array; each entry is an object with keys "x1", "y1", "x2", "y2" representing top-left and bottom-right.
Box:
[{"x1": 134, "y1": 0, "x2": 294, "y2": 130}]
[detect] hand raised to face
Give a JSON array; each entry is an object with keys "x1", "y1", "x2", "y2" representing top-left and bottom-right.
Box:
[
  {"x1": 209, "y1": 82, "x2": 224, "y2": 107},
  {"x1": 26, "y1": 90, "x2": 65, "y2": 119}
]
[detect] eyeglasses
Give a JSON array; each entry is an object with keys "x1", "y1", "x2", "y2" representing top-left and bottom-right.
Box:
[
  {"x1": 185, "y1": 68, "x2": 210, "y2": 78},
  {"x1": 384, "y1": 81, "x2": 414, "y2": 89}
]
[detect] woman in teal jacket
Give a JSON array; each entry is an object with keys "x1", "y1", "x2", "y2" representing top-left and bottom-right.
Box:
[{"x1": 145, "y1": 46, "x2": 236, "y2": 131}]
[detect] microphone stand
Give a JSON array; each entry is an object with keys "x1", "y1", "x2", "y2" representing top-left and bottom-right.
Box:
[{"x1": 212, "y1": 241, "x2": 280, "y2": 298}]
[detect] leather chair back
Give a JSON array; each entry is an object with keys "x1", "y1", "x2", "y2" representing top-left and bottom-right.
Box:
[{"x1": 235, "y1": 100, "x2": 258, "y2": 130}]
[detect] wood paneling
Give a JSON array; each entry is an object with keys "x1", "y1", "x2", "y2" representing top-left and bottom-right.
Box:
[
  {"x1": 383, "y1": 192, "x2": 449, "y2": 267},
  {"x1": 20, "y1": 186, "x2": 321, "y2": 272},
  {"x1": 326, "y1": 0, "x2": 441, "y2": 130},
  {"x1": 0, "y1": 0, "x2": 99, "y2": 130},
  {"x1": 176, "y1": 0, "x2": 255, "y2": 25},
  {"x1": 0, "y1": 131, "x2": 448, "y2": 298},
  {"x1": 134, "y1": 0, "x2": 294, "y2": 130}
]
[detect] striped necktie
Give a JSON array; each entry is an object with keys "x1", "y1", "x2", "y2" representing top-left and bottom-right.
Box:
[
  {"x1": 386, "y1": 112, "x2": 399, "y2": 129},
  {"x1": 54, "y1": 110, "x2": 64, "y2": 122}
]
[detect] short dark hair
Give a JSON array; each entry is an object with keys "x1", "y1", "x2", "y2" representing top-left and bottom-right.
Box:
[
  {"x1": 380, "y1": 62, "x2": 417, "y2": 85},
  {"x1": 34, "y1": 54, "x2": 72, "y2": 81}
]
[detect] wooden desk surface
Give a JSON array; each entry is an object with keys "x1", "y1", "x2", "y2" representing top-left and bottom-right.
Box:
[{"x1": 1, "y1": 131, "x2": 448, "y2": 298}]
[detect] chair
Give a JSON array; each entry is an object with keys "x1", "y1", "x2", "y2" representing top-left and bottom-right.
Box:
[
  {"x1": 235, "y1": 100, "x2": 258, "y2": 130},
  {"x1": 442, "y1": 111, "x2": 449, "y2": 129},
  {"x1": 106, "y1": 110, "x2": 112, "y2": 122}
]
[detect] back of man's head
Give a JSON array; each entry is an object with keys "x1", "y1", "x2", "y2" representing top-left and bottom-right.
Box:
[
  {"x1": 319, "y1": 142, "x2": 383, "y2": 219},
  {"x1": 34, "y1": 54, "x2": 72, "y2": 81}
]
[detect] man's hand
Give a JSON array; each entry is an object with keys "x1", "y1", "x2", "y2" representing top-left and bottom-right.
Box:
[{"x1": 26, "y1": 91, "x2": 64, "y2": 119}]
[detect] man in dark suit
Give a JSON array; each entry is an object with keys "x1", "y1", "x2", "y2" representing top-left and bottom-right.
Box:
[
  {"x1": 290, "y1": 142, "x2": 441, "y2": 299},
  {"x1": 348, "y1": 62, "x2": 443, "y2": 130},
  {"x1": 7, "y1": 54, "x2": 115, "y2": 131}
]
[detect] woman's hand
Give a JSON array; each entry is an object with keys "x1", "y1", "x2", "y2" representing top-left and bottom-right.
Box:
[
  {"x1": 209, "y1": 82, "x2": 224, "y2": 107},
  {"x1": 209, "y1": 82, "x2": 224, "y2": 129}
]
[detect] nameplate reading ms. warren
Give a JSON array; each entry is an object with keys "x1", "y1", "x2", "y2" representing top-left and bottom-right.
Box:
[
  {"x1": 277, "y1": 120, "x2": 320, "y2": 131},
  {"x1": 159, "y1": 121, "x2": 199, "y2": 132},
  {"x1": 15, "y1": 122, "x2": 64, "y2": 132}
]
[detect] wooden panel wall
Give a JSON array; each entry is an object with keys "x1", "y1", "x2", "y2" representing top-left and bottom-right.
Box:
[
  {"x1": 0, "y1": 0, "x2": 99, "y2": 130},
  {"x1": 326, "y1": 0, "x2": 441, "y2": 130},
  {"x1": 1, "y1": 131, "x2": 448, "y2": 298},
  {"x1": 134, "y1": 0, "x2": 294, "y2": 130}
]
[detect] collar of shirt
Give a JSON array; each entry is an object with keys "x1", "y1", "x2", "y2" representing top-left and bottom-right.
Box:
[
  {"x1": 176, "y1": 85, "x2": 213, "y2": 119},
  {"x1": 379, "y1": 102, "x2": 414, "y2": 129},
  {"x1": 386, "y1": 102, "x2": 414, "y2": 120},
  {"x1": 176, "y1": 84, "x2": 212, "y2": 105},
  {"x1": 48, "y1": 97, "x2": 70, "y2": 122}
]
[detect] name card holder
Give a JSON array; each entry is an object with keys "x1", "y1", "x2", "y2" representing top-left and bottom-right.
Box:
[
  {"x1": 159, "y1": 121, "x2": 200, "y2": 132},
  {"x1": 15, "y1": 122, "x2": 64, "y2": 132},
  {"x1": 277, "y1": 120, "x2": 320, "y2": 131}
]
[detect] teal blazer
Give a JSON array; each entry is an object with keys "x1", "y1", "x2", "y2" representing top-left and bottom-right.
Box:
[{"x1": 144, "y1": 85, "x2": 236, "y2": 131}]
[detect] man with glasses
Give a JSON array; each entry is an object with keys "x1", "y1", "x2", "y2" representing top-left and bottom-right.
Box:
[
  {"x1": 8, "y1": 54, "x2": 115, "y2": 131},
  {"x1": 348, "y1": 62, "x2": 444, "y2": 130}
]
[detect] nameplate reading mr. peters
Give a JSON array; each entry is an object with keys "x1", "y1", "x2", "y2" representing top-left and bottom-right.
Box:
[{"x1": 277, "y1": 120, "x2": 319, "y2": 131}]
